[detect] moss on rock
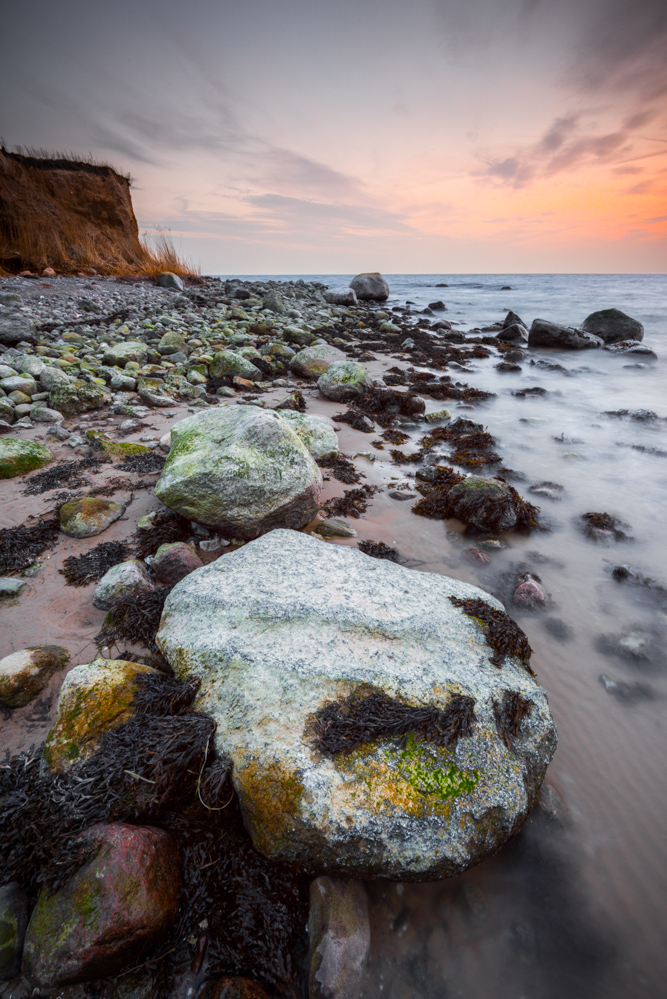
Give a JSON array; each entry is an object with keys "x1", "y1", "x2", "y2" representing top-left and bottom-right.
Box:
[{"x1": 0, "y1": 438, "x2": 53, "y2": 479}]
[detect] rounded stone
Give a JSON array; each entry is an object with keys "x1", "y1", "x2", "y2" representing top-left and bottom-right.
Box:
[
  {"x1": 0, "y1": 437, "x2": 53, "y2": 479},
  {"x1": 582, "y1": 308, "x2": 643, "y2": 344},
  {"x1": 317, "y1": 361, "x2": 372, "y2": 401},
  {"x1": 0, "y1": 645, "x2": 70, "y2": 709},
  {"x1": 157, "y1": 530, "x2": 557, "y2": 880},
  {"x1": 289, "y1": 344, "x2": 347, "y2": 379},
  {"x1": 152, "y1": 542, "x2": 203, "y2": 585},
  {"x1": 155, "y1": 406, "x2": 322, "y2": 539},
  {"x1": 93, "y1": 559, "x2": 157, "y2": 610},
  {"x1": 59, "y1": 497, "x2": 125, "y2": 538},
  {"x1": 209, "y1": 349, "x2": 262, "y2": 381},
  {"x1": 349, "y1": 273, "x2": 390, "y2": 301},
  {"x1": 446, "y1": 476, "x2": 519, "y2": 533}
]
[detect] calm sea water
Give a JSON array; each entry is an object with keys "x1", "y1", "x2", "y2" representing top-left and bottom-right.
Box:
[{"x1": 231, "y1": 274, "x2": 667, "y2": 998}]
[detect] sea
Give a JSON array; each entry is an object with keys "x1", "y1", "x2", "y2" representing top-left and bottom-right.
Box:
[{"x1": 230, "y1": 273, "x2": 667, "y2": 999}]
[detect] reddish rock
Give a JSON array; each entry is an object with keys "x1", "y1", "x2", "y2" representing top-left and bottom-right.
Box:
[
  {"x1": 22, "y1": 823, "x2": 180, "y2": 987},
  {"x1": 233, "y1": 375, "x2": 255, "y2": 390},
  {"x1": 513, "y1": 572, "x2": 548, "y2": 609},
  {"x1": 199, "y1": 978, "x2": 271, "y2": 999},
  {"x1": 152, "y1": 541, "x2": 203, "y2": 585},
  {"x1": 42, "y1": 267, "x2": 56, "y2": 277}
]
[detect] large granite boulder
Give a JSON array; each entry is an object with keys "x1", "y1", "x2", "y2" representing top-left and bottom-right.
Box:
[
  {"x1": 277, "y1": 412, "x2": 339, "y2": 460},
  {"x1": 582, "y1": 308, "x2": 643, "y2": 344},
  {"x1": 22, "y1": 823, "x2": 180, "y2": 987},
  {"x1": 290, "y1": 344, "x2": 346, "y2": 379},
  {"x1": 155, "y1": 406, "x2": 322, "y2": 538},
  {"x1": 157, "y1": 530, "x2": 557, "y2": 880},
  {"x1": 528, "y1": 319, "x2": 603, "y2": 350},
  {"x1": 349, "y1": 273, "x2": 390, "y2": 302}
]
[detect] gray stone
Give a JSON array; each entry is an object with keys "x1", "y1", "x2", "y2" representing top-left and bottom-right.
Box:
[
  {"x1": 317, "y1": 360, "x2": 372, "y2": 401},
  {"x1": 93, "y1": 560, "x2": 157, "y2": 610},
  {"x1": 0, "y1": 313, "x2": 37, "y2": 345},
  {"x1": 0, "y1": 882, "x2": 28, "y2": 980},
  {"x1": 0, "y1": 578, "x2": 26, "y2": 598},
  {"x1": 603, "y1": 340, "x2": 657, "y2": 360},
  {"x1": 39, "y1": 365, "x2": 71, "y2": 390},
  {"x1": 262, "y1": 290, "x2": 286, "y2": 314},
  {"x1": 0, "y1": 364, "x2": 17, "y2": 379},
  {"x1": 157, "y1": 530, "x2": 557, "y2": 879},
  {"x1": 308, "y1": 877, "x2": 370, "y2": 999},
  {"x1": 528, "y1": 319, "x2": 603, "y2": 350},
  {"x1": 324, "y1": 288, "x2": 359, "y2": 306},
  {"x1": 49, "y1": 381, "x2": 110, "y2": 416},
  {"x1": 110, "y1": 373, "x2": 137, "y2": 391},
  {"x1": 503, "y1": 310, "x2": 525, "y2": 329},
  {"x1": 155, "y1": 406, "x2": 322, "y2": 539},
  {"x1": 103, "y1": 341, "x2": 148, "y2": 368},
  {"x1": 209, "y1": 349, "x2": 262, "y2": 382},
  {"x1": 0, "y1": 399, "x2": 15, "y2": 424},
  {"x1": 157, "y1": 272, "x2": 185, "y2": 291},
  {"x1": 0, "y1": 374, "x2": 38, "y2": 396},
  {"x1": 349, "y1": 273, "x2": 390, "y2": 301},
  {"x1": 496, "y1": 323, "x2": 528, "y2": 343},
  {"x1": 30, "y1": 407, "x2": 64, "y2": 424},
  {"x1": 0, "y1": 292, "x2": 23, "y2": 306},
  {"x1": 315, "y1": 518, "x2": 357, "y2": 538},
  {"x1": 582, "y1": 308, "x2": 643, "y2": 344},
  {"x1": 12, "y1": 354, "x2": 46, "y2": 378},
  {"x1": 0, "y1": 646, "x2": 70, "y2": 708},
  {"x1": 278, "y1": 412, "x2": 339, "y2": 460},
  {"x1": 290, "y1": 344, "x2": 346, "y2": 379}
]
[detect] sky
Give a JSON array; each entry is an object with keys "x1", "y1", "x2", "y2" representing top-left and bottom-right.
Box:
[{"x1": 1, "y1": 0, "x2": 666, "y2": 274}]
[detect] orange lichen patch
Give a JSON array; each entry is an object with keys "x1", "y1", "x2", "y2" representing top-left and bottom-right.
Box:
[
  {"x1": 43, "y1": 659, "x2": 156, "y2": 771},
  {"x1": 234, "y1": 756, "x2": 308, "y2": 858}
]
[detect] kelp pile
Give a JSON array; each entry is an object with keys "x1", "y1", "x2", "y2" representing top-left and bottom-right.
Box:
[
  {"x1": 449, "y1": 596, "x2": 535, "y2": 673},
  {"x1": 332, "y1": 409, "x2": 375, "y2": 433},
  {"x1": 95, "y1": 586, "x2": 173, "y2": 657},
  {"x1": 357, "y1": 540, "x2": 401, "y2": 562},
  {"x1": 412, "y1": 467, "x2": 540, "y2": 533},
  {"x1": 133, "y1": 514, "x2": 193, "y2": 559},
  {"x1": 580, "y1": 511, "x2": 631, "y2": 542},
  {"x1": 117, "y1": 452, "x2": 166, "y2": 474},
  {"x1": 493, "y1": 690, "x2": 534, "y2": 748},
  {"x1": 0, "y1": 671, "x2": 308, "y2": 994},
  {"x1": 321, "y1": 484, "x2": 379, "y2": 519},
  {"x1": 22, "y1": 456, "x2": 107, "y2": 495},
  {"x1": 59, "y1": 540, "x2": 130, "y2": 586},
  {"x1": 316, "y1": 455, "x2": 363, "y2": 484},
  {"x1": 311, "y1": 689, "x2": 477, "y2": 756},
  {"x1": 0, "y1": 516, "x2": 60, "y2": 575}
]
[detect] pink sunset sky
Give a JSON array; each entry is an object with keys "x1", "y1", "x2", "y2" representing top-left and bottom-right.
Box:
[{"x1": 2, "y1": 0, "x2": 666, "y2": 273}]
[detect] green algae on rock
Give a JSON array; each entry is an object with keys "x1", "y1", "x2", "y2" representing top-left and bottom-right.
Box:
[
  {"x1": 59, "y1": 497, "x2": 125, "y2": 538},
  {"x1": 0, "y1": 437, "x2": 52, "y2": 479},
  {"x1": 276, "y1": 410, "x2": 339, "y2": 460},
  {"x1": 42, "y1": 658, "x2": 157, "y2": 771},
  {"x1": 0, "y1": 645, "x2": 70, "y2": 708},
  {"x1": 157, "y1": 529, "x2": 557, "y2": 880},
  {"x1": 48, "y1": 380, "x2": 110, "y2": 416}
]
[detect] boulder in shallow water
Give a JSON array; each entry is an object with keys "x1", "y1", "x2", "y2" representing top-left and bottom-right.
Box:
[
  {"x1": 528, "y1": 319, "x2": 603, "y2": 350},
  {"x1": 155, "y1": 405, "x2": 322, "y2": 538},
  {"x1": 446, "y1": 476, "x2": 520, "y2": 533},
  {"x1": 349, "y1": 272, "x2": 390, "y2": 301},
  {"x1": 496, "y1": 323, "x2": 528, "y2": 343},
  {"x1": 22, "y1": 822, "x2": 180, "y2": 987},
  {"x1": 157, "y1": 530, "x2": 557, "y2": 880},
  {"x1": 582, "y1": 308, "x2": 643, "y2": 344},
  {"x1": 603, "y1": 339, "x2": 657, "y2": 360},
  {"x1": 0, "y1": 645, "x2": 69, "y2": 708}
]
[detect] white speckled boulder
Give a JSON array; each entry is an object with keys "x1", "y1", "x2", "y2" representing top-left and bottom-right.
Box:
[
  {"x1": 317, "y1": 361, "x2": 371, "y2": 401},
  {"x1": 277, "y1": 412, "x2": 339, "y2": 460},
  {"x1": 157, "y1": 530, "x2": 557, "y2": 880},
  {"x1": 155, "y1": 406, "x2": 322, "y2": 538}
]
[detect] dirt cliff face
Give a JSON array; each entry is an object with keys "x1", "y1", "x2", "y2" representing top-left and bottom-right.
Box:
[{"x1": 0, "y1": 149, "x2": 151, "y2": 275}]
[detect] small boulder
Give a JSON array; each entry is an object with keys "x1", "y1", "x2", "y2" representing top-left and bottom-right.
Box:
[
  {"x1": 309, "y1": 877, "x2": 370, "y2": 999},
  {"x1": 30, "y1": 406, "x2": 64, "y2": 424},
  {"x1": 60, "y1": 497, "x2": 125, "y2": 538},
  {"x1": 38, "y1": 365, "x2": 71, "y2": 391},
  {"x1": 289, "y1": 344, "x2": 347, "y2": 379},
  {"x1": 512, "y1": 572, "x2": 548, "y2": 610},
  {"x1": 0, "y1": 646, "x2": 69, "y2": 708},
  {"x1": 324, "y1": 288, "x2": 359, "y2": 306},
  {"x1": 446, "y1": 476, "x2": 520, "y2": 533},
  {"x1": 278, "y1": 412, "x2": 339, "y2": 460},
  {"x1": 48, "y1": 380, "x2": 110, "y2": 416},
  {"x1": 102, "y1": 341, "x2": 148, "y2": 368},
  {"x1": 603, "y1": 340, "x2": 657, "y2": 360},
  {"x1": 262, "y1": 290, "x2": 286, "y2": 314},
  {"x1": 349, "y1": 273, "x2": 390, "y2": 301},
  {"x1": 582, "y1": 308, "x2": 643, "y2": 344},
  {"x1": 0, "y1": 882, "x2": 28, "y2": 980},
  {"x1": 22, "y1": 823, "x2": 180, "y2": 987},
  {"x1": 152, "y1": 542, "x2": 203, "y2": 585},
  {"x1": 317, "y1": 360, "x2": 372, "y2": 401},
  {"x1": 155, "y1": 406, "x2": 322, "y2": 539},
  {"x1": 0, "y1": 375, "x2": 37, "y2": 396},
  {"x1": 157, "y1": 330, "x2": 189, "y2": 355},
  {"x1": 157, "y1": 271, "x2": 185, "y2": 291},
  {"x1": 0, "y1": 438, "x2": 52, "y2": 479},
  {"x1": 93, "y1": 560, "x2": 156, "y2": 610},
  {"x1": 503, "y1": 310, "x2": 525, "y2": 329},
  {"x1": 528, "y1": 319, "x2": 603, "y2": 350},
  {"x1": 42, "y1": 658, "x2": 156, "y2": 771},
  {"x1": 209, "y1": 349, "x2": 262, "y2": 382},
  {"x1": 496, "y1": 323, "x2": 528, "y2": 343},
  {"x1": 0, "y1": 313, "x2": 37, "y2": 346}
]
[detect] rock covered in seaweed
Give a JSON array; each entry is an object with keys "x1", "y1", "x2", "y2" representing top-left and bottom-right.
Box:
[
  {"x1": 21, "y1": 822, "x2": 180, "y2": 987},
  {"x1": 157, "y1": 529, "x2": 557, "y2": 880},
  {"x1": 445, "y1": 476, "x2": 523, "y2": 533},
  {"x1": 155, "y1": 405, "x2": 322, "y2": 539},
  {"x1": 0, "y1": 645, "x2": 69, "y2": 708}
]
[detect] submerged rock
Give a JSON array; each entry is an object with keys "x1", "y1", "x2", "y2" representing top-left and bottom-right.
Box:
[
  {"x1": 308, "y1": 877, "x2": 370, "y2": 999},
  {"x1": 0, "y1": 645, "x2": 69, "y2": 708},
  {"x1": 582, "y1": 308, "x2": 643, "y2": 344},
  {"x1": 0, "y1": 437, "x2": 52, "y2": 479},
  {"x1": 603, "y1": 340, "x2": 657, "y2": 360},
  {"x1": 22, "y1": 823, "x2": 180, "y2": 987},
  {"x1": 59, "y1": 497, "x2": 125, "y2": 538},
  {"x1": 278, "y1": 411, "x2": 339, "y2": 460},
  {"x1": 446, "y1": 476, "x2": 520, "y2": 533},
  {"x1": 157, "y1": 530, "x2": 557, "y2": 880},
  {"x1": 512, "y1": 572, "x2": 548, "y2": 610},
  {"x1": 349, "y1": 273, "x2": 390, "y2": 301},
  {"x1": 528, "y1": 319, "x2": 603, "y2": 350},
  {"x1": 43, "y1": 658, "x2": 156, "y2": 771},
  {"x1": 0, "y1": 882, "x2": 28, "y2": 980},
  {"x1": 155, "y1": 406, "x2": 322, "y2": 539}
]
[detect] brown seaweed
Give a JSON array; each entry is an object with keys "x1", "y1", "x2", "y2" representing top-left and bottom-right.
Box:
[
  {"x1": 59, "y1": 540, "x2": 130, "y2": 586},
  {"x1": 493, "y1": 690, "x2": 534, "y2": 748},
  {"x1": 449, "y1": 596, "x2": 535, "y2": 673},
  {"x1": 333, "y1": 410, "x2": 375, "y2": 433},
  {"x1": 22, "y1": 456, "x2": 107, "y2": 496},
  {"x1": 316, "y1": 455, "x2": 363, "y2": 484},
  {"x1": 358, "y1": 540, "x2": 401, "y2": 562},
  {"x1": 95, "y1": 587, "x2": 173, "y2": 654},
  {"x1": 322, "y1": 484, "x2": 379, "y2": 519},
  {"x1": 133, "y1": 515, "x2": 192, "y2": 559},
  {"x1": 0, "y1": 517, "x2": 61, "y2": 575},
  {"x1": 117, "y1": 452, "x2": 166, "y2": 474}
]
